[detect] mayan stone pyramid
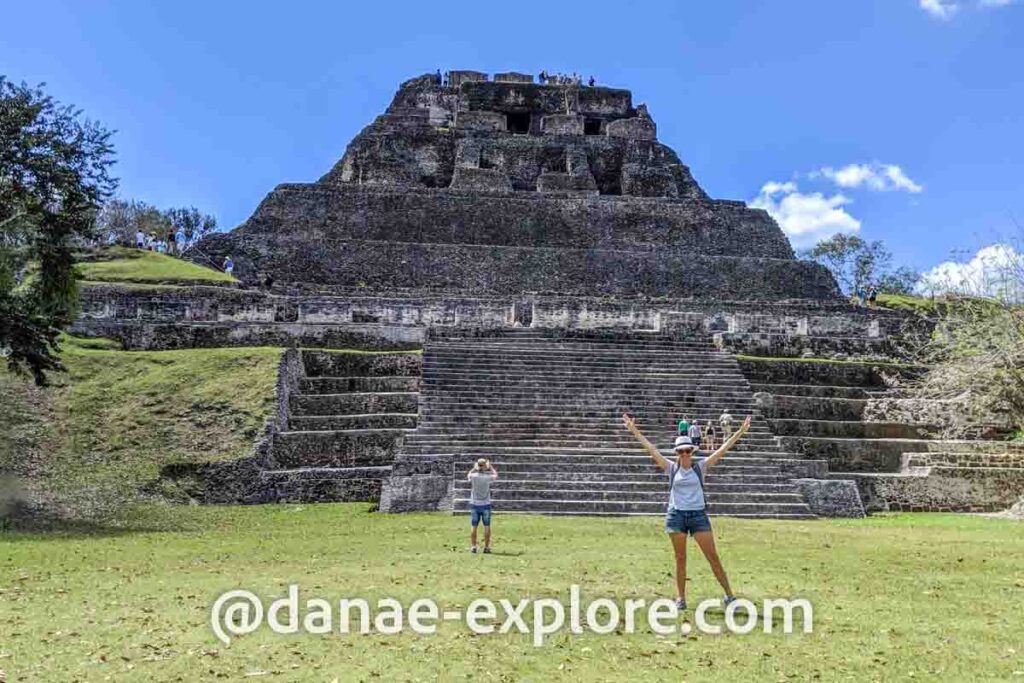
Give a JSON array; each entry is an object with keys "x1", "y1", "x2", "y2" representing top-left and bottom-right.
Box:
[{"x1": 197, "y1": 70, "x2": 839, "y2": 302}]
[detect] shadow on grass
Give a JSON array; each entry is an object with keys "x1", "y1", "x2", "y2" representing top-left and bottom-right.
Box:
[{"x1": 0, "y1": 502, "x2": 200, "y2": 539}]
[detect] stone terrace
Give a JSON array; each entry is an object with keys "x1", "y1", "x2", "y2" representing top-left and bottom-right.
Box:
[
  {"x1": 253, "y1": 351, "x2": 421, "y2": 502},
  {"x1": 381, "y1": 328, "x2": 825, "y2": 518}
]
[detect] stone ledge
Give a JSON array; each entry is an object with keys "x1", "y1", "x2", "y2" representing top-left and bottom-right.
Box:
[{"x1": 792, "y1": 479, "x2": 865, "y2": 518}]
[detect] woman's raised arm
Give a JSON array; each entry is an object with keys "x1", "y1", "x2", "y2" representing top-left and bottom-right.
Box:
[
  {"x1": 704, "y1": 416, "x2": 752, "y2": 468},
  {"x1": 622, "y1": 413, "x2": 670, "y2": 472}
]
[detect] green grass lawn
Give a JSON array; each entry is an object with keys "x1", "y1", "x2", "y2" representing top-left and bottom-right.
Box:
[
  {"x1": 76, "y1": 246, "x2": 235, "y2": 285},
  {"x1": 2, "y1": 505, "x2": 1021, "y2": 681},
  {"x1": 0, "y1": 338, "x2": 281, "y2": 515}
]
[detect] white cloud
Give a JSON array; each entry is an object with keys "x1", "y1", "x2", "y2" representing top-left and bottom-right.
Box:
[
  {"x1": 750, "y1": 181, "x2": 861, "y2": 248},
  {"x1": 816, "y1": 163, "x2": 924, "y2": 193},
  {"x1": 921, "y1": 0, "x2": 959, "y2": 18},
  {"x1": 921, "y1": 0, "x2": 1015, "y2": 18},
  {"x1": 918, "y1": 244, "x2": 1023, "y2": 299}
]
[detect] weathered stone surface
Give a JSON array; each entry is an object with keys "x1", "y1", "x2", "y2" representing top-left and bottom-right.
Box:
[
  {"x1": 541, "y1": 114, "x2": 584, "y2": 135},
  {"x1": 792, "y1": 479, "x2": 866, "y2": 518},
  {"x1": 836, "y1": 467, "x2": 1024, "y2": 513},
  {"x1": 379, "y1": 456, "x2": 454, "y2": 512},
  {"x1": 195, "y1": 71, "x2": 841, "y2": 301},
  {"x1": 606, "y1": 116, "x2": 656, "y2": 140}
]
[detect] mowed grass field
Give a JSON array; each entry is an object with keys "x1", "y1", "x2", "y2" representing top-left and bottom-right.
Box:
[{"x1": 2, "y1": 505, "x2": 1022, "y2": 681}]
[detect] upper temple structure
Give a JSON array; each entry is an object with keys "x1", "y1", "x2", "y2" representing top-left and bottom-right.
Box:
[{"x1": 197, "y1": 70, "x2": 839, "y2": 301}]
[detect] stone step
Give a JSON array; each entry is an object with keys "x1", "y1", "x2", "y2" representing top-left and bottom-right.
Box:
[
  {"x1": 425, "y1": 356, "x2": 745, "y2": 367},
  {"x1": 452, "y1": 479, "x2": 799, "y2": 494},
  {"x1": 448, "y1": 470, "x2": 792, "y2": 485},
  {"x1": 759, "y1": 396, "x2": 867, "y2": 421},
  {"x1": 452, "y1": 488, "x2": 807, "y2": 504},
  {"x1": 406, "y1": 445, "x2": 790, "y2": 458},
  {"x1": 770, "y1": 419, "x2": 938, "y2": 440},
  {"x1": 422, "y1": 386, "x2": 755, "y2": 399},
  {"x1": 430, "y1": 349, "x2": 723, "y2": 359},
  {"x1": 257, "y1": 465, "x2": 391, "y2": 503},
  {"x1": 404, "y1": 432, "x2": 779, "y2": 445},
  {"x1": 272, "y1": 429, "x2": 409, "y2": 468},
  {"x1": 429, "y1": 338, "x2": 717, "y2": 349},
  {"x1": 260, "y1": 466, "x2": 393, "y2": 480},
  {"x1": 445, "y1": 459, "x2": 791, "y2": 475},
  {"x1": 451, "y1": 498, "x2": 814, "y2": 516},
  {"x1": 290, "y1": 392, "x2": 419, "y2": 416},
  {"x1": 422, "y1": 373, "x2": 753, "y2": 387},
  {"x1": 300, "y1": 376, "x2": 421, "y2": 393},
  {"x1": 301, "y1": 351, "x2": 422, "y2": 378},
  {"x1": 422, "y1": 387, "x2": 758, "y2": 400},
  {"x1": 409, "y1": 428, "x2": 779, "y2": 442},
  {"x1": 289, "y1": 413, "x2": 418, "y2": 431},
  {"x1": 750, "y1": 383, "x2": 869, "y2": 399},
  {"x1": 451, "y1": 509, "x2": 818, "y2": 519}
]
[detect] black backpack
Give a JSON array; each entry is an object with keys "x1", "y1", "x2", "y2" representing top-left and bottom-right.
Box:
[{"x1": 669, "y1": 459, "x2": 707, "y2": 510}]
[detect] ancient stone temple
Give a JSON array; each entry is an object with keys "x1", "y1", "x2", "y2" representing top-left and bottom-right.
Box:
[
  {"x1": 75, "y1": 70, "x2": 1024, "y2": 517},
  {"x1": 195, "y1": 71, "x2": 838, "y2": 302}
]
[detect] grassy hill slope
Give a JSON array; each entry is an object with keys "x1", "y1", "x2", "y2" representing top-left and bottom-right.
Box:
[{"x1": 0, "y1": 337, "x2": 280, "y2": 520}]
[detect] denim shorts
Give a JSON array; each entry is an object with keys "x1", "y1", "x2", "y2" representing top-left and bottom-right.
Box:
[
  {"x1": 665, "y1": 508, "x2": 711, "y2": 534},
  {"x1": 470, "y1": 504, "x2": 492, "y2": 527}
]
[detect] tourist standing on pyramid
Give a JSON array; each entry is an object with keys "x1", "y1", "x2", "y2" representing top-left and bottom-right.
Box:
[
  {"x1": 623, "y1": 412, "x2": 752, "y2": 610},
  {"x1": 467, "y1": 458, "x2": 498, "y2": 554},
  {"x1": 687, "y1": 419, "x2": 703, "y2": 448},
  {"x1": 719, "y1": 409, "x2": 733, "y2": 439}
]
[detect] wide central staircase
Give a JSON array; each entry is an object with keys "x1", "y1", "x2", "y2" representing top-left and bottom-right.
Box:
[{"x1": 399, "y1": 328, "x2": 817, "y2": 518}]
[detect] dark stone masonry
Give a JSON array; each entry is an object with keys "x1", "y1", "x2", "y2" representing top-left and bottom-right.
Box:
[
  {"x1": 194, "y1": 72, "x2": 838, "y2": 300},
  {"x1": 83, "y1": 70, "x2": 1020, "y2": 516}
]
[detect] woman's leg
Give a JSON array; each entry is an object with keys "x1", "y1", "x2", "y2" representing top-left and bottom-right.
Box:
[
  {"x1": 693, "y1": 530, "x2": 734, "y2": 596},
  {"x1": 669, "y1": 532, "x2": 688, "y2": 599}
]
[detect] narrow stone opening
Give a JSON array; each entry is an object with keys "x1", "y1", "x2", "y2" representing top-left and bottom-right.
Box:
[
  {"x1": 506, "y1": 112, "x2": 531, "y2": 134},
  {"x1": 584, "y1": 117, "x2": 602, "y2": 135}
]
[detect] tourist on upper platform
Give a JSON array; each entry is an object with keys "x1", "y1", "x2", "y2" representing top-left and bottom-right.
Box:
[
  {"x1": 466, "y1": 458, "x2": 498, "y2": 554},
  {"x1": 135, "y1": 229, "x2": 145, "y2": 249},
  {"x1": 623, "y1": 412, "x2": 751, "y2": 611},
  {"x1": 677, "y1": 417, "x2": 690, "y2": 436},
  {"x1": 175, "y1": 227, "x2": 187, "y2": 254},
  {"x1": 719, "y1": 410, "x2": 733, "y2": 438},
  {"x1": 588, "y1": 76, "x2": 595, "y2": 87},
  {"x1": 867, "y1": 289, "x2": 878, "y2": 308},
  {"x1": 435, "y1": 69, "x2": 442, "y2": 86},
  {"x1": 166, "y1": 228, "x2": 177, "y2": 256},
  {"x1": 223, "y1": 256, "x2": 234, "y2": 276},
  {"x1": 687, "y1": 420, "x2": 703, "y2": 448},
  {"x1": 538, "y1": 70, "x2": 547, "y2": 84},
  {"x1": 705, "y1": 423, "x2": 718, "y2": 452}
]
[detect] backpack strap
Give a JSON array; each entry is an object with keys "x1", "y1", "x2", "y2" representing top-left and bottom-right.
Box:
[{"x1": 693, "y1": 459, "x2": 708, "y2": 510}]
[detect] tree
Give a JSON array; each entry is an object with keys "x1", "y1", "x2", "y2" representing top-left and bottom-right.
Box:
[
  {"x1": 1, "y1": 78, "x2": 116, "y2": 384},
  {"x1": 95, "y1": 199, "x2": 216, "y2": 250},
  {"x1": 803, "y1": 234, "x2": 920, "y2": 296},
  {"x1": 162, "y1": 205, "x2": 216, "y2": 248},
  {"x1": 95, "y1": 198, "x2": 167, "y2": 245}
]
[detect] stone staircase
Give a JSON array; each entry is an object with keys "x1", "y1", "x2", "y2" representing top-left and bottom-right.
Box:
[
  {"x1": 399, "y1": 328, "x2": 816, "y2": 518},
  {"x1": 257, "y1": 350, "x2": 421, "y2": 502}
]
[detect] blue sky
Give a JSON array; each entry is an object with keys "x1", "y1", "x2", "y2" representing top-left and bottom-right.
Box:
[{"x1": 2, "y1": 0, "x2": 1022, "y2": 279}]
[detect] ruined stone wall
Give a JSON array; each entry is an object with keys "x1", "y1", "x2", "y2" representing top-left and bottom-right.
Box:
[{"x1": 221, "y1": 185, "x2": 788, "y2": 257}]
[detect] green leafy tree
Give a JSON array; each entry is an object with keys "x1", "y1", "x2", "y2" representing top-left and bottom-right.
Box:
[
  {"x1": 95, "y1": 198, "x2": 168, "y2": 245},
  {"x1": 96, "y1": 200, "x2": 216, "y2": 250},
  {"x1": 162, "y1": 205, "x2": 217, "y2": 248},
  {"x1": 803, "y1": 234, "x2": 919, "y2": 296},
  {"x1": 1, "y1": 78, "x2": 116, "y2": 384}
]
